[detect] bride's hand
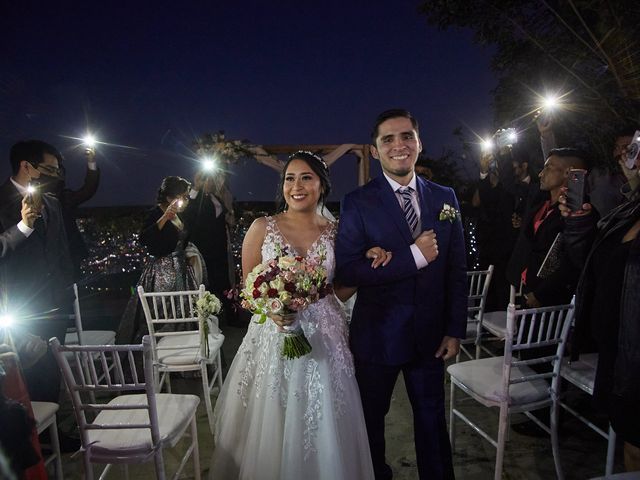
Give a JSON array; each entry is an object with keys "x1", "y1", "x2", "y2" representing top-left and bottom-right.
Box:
[
  {"x1": 269, "y1": 313, "x2": 296, "y2": 332},
  {"x1": 366, "y1": 247, "x2": 392, "y2": 269}
]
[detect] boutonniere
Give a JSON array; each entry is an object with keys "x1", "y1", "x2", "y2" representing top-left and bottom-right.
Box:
[{"x1": 439, "y1": 203, "x2": 460, "y2": 223}]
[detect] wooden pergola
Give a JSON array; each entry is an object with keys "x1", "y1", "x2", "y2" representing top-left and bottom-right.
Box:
[{"x1": 259, "y1": 144, "x2": 372, "y2": 185}]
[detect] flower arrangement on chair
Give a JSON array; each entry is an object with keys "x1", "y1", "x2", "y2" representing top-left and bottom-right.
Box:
[{"x1": 194, "y1": 291, "x2": 222, "y2": 357}]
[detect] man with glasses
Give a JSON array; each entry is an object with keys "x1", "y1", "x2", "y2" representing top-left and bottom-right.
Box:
[
  {"x1": 37, "y1": 146, "x2": 100, "y2": 278},
  {"x1": 0, "y1": 140, "x2": 74, "y2": 406}
]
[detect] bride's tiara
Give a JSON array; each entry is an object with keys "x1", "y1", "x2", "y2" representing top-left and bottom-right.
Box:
[{"x1": 289, "y1": 150, "x2": 328, "y2": 171}]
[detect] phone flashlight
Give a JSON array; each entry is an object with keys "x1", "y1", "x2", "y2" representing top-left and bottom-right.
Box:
[
  {"x1": 83, "y1": 134, "x2": 97, "y2": 148},
  {"x1": 481, "y1": 138, "x2": 494, "y2": 152},
  {"x1": 624, "y1": 130, "x2": 640, "y2": 170},
  {"x1": 0, "y1": 313, "x2": 14, "y2": 328},
  {"x1": 201, "y1": 158, "x2": 216, "y2": 172}
]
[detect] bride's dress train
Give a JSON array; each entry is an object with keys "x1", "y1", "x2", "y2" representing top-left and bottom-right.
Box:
[{"x1": 209, "y1": 217, "x2": 373, "y2": 480}]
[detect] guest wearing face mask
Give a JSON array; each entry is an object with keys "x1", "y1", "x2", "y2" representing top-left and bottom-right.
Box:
[
  {"x1": 37, "y1": 146, "x2": 100, "y2": 280},
  {"x1": 0, "y1": 140, "x2": 73, "y2": 403}
]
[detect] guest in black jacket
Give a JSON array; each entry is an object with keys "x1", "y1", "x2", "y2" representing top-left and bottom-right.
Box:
[
  {"x1": 0, "y1": 140, "x2": 74, "y2": 404},
  {"x1": 183, "y1": 170, "x2": 236, "y2": 323},
  {"x1": 561, "y1": 143, "x2": 640, "y2": 472},
  {"x1": 117, "y1": 176, "x2": 206, "y2": 343},
  {"x1": 506, "y1": 148, "x2": 588, "y2": 307},
  {"x1": 183, "y1": 171, "x2": 235, "y2": 298},
  {"x1": 38, "y1": 146, "x2": 100, "y2": 279}
]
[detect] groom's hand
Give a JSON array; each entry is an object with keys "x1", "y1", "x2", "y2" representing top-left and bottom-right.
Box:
[
  {"x1": 435, "y1": 336, "x2": 460, "y2": 361},
  {"x1": 415, "y1": 230, "x2": 438, "y2": 263}
]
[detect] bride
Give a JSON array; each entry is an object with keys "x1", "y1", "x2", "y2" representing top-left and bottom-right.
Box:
[{"x1": 209, "y1": 151, "x2": 390, "y2": 480}]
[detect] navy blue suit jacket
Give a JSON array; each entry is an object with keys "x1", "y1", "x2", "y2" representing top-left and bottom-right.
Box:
[{"x1": 335, "y1": 175, "x2": 467, "y2": 365}]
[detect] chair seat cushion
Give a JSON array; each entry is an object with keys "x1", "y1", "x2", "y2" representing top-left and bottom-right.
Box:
[
  {"x1": 65, "y1": 330, "x2": 116, "y2": 346},
  {"x1": 87, "y1": 393, "x2": 200, "y2": 455},
  {"x1": 447, "y1": 356, "x2": 549, "y2": 406},
  {"x1": 560, "y1": 353, "x2": 598, "y2": 395},
  {"x1": 482, "y1": 311, "x2": 508, "y2": 337},
  {"x1": 157, "y1": 332, "x2": 224, "y2": 365},
  {"x1": 31, "y1": 401, "x2": 59, "y2": 429}
]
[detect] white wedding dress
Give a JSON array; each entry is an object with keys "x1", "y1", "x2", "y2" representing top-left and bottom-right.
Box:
[{"x1": 209, "y1": 217, "x2": 374, "y2": 480}]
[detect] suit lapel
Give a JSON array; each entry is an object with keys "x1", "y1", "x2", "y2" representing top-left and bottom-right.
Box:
[
  {"x1": 373, "y1": 176, "x2": 414, "y2": 244},
  {"x1": 416, "y1": 176, "x2": 434, "y2": 232}
]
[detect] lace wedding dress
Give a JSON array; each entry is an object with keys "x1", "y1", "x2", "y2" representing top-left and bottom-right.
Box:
[{"x1": 209, "y1": 216, "x2": 374, "y2": 480}]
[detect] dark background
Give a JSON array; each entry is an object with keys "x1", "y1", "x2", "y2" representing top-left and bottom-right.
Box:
[{"x1": 0, "y1": 1, "x2": 495, "y2": 205}]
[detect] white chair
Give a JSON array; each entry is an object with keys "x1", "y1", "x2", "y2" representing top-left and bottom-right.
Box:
[
  {"x1": 32, "y1": 401, "x2": 63, "y2": 479},
  {"x1": 458, "y1": 265, "x2": 494, "y2": 362},
  {"x1": 590, "y1": 473, "x2": 640, "y2": 479},
  {"x1": 448, "y1": 301, "x2": 575, "y2": 480},
  {"x1": 475, "y1": 283, "x2": 524, "y2": 358},
  {"x1": 554, "y1": 352, "x2": 617, "y2": 477},
  {"x1": 65, "y1": 283, "x2": 116, "y2": 347},
  {"x1": 137, "y1": 285, "x2": 224, "y2": 434},
  {"x1": 0, "y1": 351, "x2": 63, "y2": 479},
  {"x1": 64, "y1": 283, "x2": 117, "y2": 403},
  {"x1": 50, "y1": 336, "x2": 201, "y2": 480}
]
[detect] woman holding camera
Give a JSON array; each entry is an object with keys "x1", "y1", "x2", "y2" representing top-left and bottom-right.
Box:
[
  {"x1": 117, "y1": 176, "x2": 206, "y2": 343},
  {"x1": 561, "y1": 145, "x2": 640, "y2": 472}
]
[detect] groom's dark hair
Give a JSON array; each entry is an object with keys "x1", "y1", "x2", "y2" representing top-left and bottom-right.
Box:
[{"x1": 370, "y1": 109, "x2": 419, "y2": 144}]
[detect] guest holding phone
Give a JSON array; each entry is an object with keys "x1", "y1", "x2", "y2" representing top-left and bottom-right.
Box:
[
  {"x1": 506, "y1": 148, "x2": 589, "y2": 307},
  {"x1": 117, "y1": 176, "x2": 206, "y2": 343},
  {"x1": 560, "y1": 134, "x2": 640, "y2": 473}
]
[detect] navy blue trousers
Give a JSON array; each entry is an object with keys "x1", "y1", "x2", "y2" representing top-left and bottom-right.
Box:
[{"x1": 355, "y1": 355, "x2": 455, "y2": 480}]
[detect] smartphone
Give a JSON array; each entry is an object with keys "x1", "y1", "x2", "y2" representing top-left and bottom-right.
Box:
[
  {"x1": 566, "y1": 169, "x2": 587, "y2": 211},
  {"x1": 26, "y1": 183, "x2": 42, "y2": 212},
  {"x1": 495, "y1": 128, "x2": 518, "y2": 149},
  {"x1": 624, "y1": 130, "x2": 640, "y2": 170}
]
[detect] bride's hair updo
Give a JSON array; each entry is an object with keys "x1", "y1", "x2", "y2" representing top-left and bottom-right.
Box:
[{"x1": 277, "y1": 150, "x2": 332, "y2": 212}]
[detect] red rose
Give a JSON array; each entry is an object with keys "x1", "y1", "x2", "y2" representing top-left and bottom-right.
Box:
[
  {"x1": 252, "y1": 289, "x2": 261, "y2": 299},
  {"x1": 284, "y1": 282, "x2": 296, "y2": 293},
  {"x1": 267, "y1": 288, "x2": 278, "y2": 298}
]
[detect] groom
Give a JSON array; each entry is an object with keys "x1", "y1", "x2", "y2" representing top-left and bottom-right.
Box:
[{"x1": 335, "y1": 109, "x2": 467, "y2": 479}]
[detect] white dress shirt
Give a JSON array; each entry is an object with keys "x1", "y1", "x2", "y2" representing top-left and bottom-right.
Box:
[{"x1": 382, "y1": 173, "x2": 428, "y2": 269}]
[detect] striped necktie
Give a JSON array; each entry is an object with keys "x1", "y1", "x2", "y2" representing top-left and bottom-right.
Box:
[{"x1": 398, "y1": 187, "x2": 418, "y2": 234}]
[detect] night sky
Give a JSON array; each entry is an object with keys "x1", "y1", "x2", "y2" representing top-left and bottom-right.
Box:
[{"x1": 0, "y1": 2, "x2": 496, "y2": 205}]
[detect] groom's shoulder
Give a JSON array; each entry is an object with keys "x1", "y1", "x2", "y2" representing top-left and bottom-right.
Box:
[{"x1": 420, "y1": 177, "x2": 456, "y2": 199}]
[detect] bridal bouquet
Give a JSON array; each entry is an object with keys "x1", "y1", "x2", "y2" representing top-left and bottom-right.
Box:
[
  {"x1": 194, "y1": 291, "x2": 222, "y2": 357},
  {"x1": 240, "y1": 249, "x2": 332, "y2": 359}
]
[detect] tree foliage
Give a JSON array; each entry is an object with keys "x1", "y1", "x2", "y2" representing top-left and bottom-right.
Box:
[{"x1": 419, "y1": 0, "x2": 640, "y2": 166}]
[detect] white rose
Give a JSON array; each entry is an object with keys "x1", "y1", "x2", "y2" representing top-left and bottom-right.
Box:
[{"x1": 268, "y1": 298, "x2": 284, "y2": 314}]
